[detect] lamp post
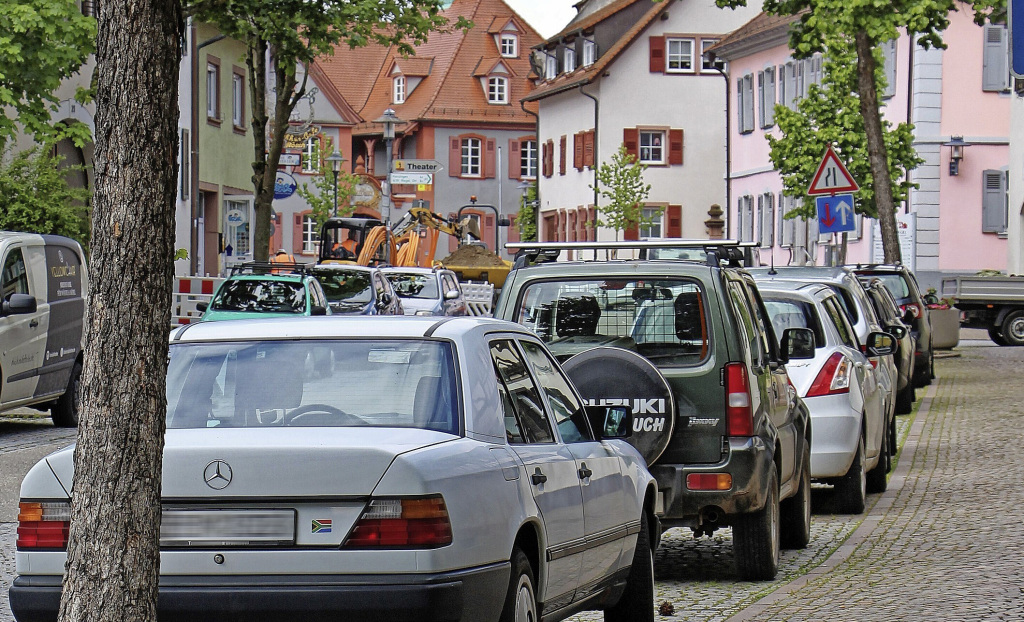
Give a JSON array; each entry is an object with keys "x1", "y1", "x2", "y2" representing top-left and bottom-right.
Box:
[
  {"x1": 375, "y1": 108, "x2": 402, "y2": 262},
  {"x1": 325, "y1": 149, "x2": 345, "y2": 217}
]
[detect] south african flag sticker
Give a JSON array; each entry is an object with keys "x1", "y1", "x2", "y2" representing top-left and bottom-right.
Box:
[{"x1": 312, "y1": 519, "x2": 333, "y2": 534}]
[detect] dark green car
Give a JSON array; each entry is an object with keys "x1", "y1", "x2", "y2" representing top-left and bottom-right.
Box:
[
  {"x1": 199, "y1": 270, "x2": 330, "y2": 322},
  {"x1": 495, "y1": 242, "x2": 813, "y2": 580}
]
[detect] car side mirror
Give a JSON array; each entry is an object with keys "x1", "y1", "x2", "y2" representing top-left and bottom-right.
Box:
[
  {"x1": 196, "y1": 301, "x2": 208, "y2": 313},
  {"x1": 444, "y1": 289, "x2": 461, "y2": 300},
  {"x1": 867, "y1": 331, "x2": 895, "y2": 356},
  {"x1": 587, "y1": 405, "x2": 632, "y2": 439},
  {"x1": 310, "y1": 305, "x2": 328, "y2": 316},
  {"x1": 902, "y1": 310, "x2": 915, "y2": 325},
  {"x1": 1, "y1": 293, "x2": 37, "y2": 316},
  {"x1": 780, "y1": 327, "x2": 815, "y2": 361},
  {"x1": 886, "y1": 324, "x2": 907, "y2": 340}
]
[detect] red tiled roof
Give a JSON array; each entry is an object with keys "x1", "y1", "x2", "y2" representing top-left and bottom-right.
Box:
[
  {"x1": 391, "y1": 57, "x2": 434, "y2": 77},
  {"x1": 308, "y1": 63, "x2": 362, "y2": 125},
  {"x1": 314, "y1": 43, "x2": 393, "y2": 113},
  {"x1": 709, "y1": 11, "x2": 802, "y2": 59}
]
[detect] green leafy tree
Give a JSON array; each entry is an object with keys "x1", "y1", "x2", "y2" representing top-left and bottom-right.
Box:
[
  {"x1": 296, "y1": 139, "x2": 360, "y2": 230},
  {"x1": 517, "y1": 182, "x2": 538, "y2": 242},
  {"x1": 718, "y1": 0, "x2": 1003, "y2": 262},
  {"x1": 0, "y1": 0, "x2": 96, "y2": 148},
  {"x1": 590, "y1": 144, "x2": 654, "y2": 240},
  {"x1": 769, "y1": 41, "x2": 922, "y2": 262},
  {"x1": 0, "y1": 146, "x2": 90, "y2": 243},
  {"x1": 186, "y1": 0, "x2": 469, "y2": 262}
]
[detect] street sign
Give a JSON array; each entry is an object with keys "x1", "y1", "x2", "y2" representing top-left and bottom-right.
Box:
[
  {"x1": 807, "y1": 144, "x2": 859, "y2": 195},
  {"x1": 816, "y1": 194, "x2": 856, "y2": 234},
  {"x1": 393, "y1": 159, "x2": 445, "y2": 174},
  {"x1": 278, "y1": 153, "x2": 301, "y2": 167},
  {"x1": 390, "y1": 172, "x2": 433, "y2": 185},
  {"x1": 1012, "y1": 0, "x2": 1024, "y2": 77}
]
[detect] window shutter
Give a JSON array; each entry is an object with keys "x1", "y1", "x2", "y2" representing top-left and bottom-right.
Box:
[
  {"x1": 756, "y1": 194, "x2": 763, "y2": 244},
  {"x1": 785, "y1": 62, "x2": 796, "y2": 109},
  {"x1": 449, "y1": 137, "x2": 461, "y2": 177},
  {"x1": 574, "y1": 133, "x2": 584, "y2": 170},
  {"x1": 508, "y1": 139, "x2": 520, "y2": 179},
  {"x1": 541, "y1": 141, "x2": 549, "y2": 178},
  {"x1": 666, "y1": 204, "x2": 682, "y2": 237},
  {"x1": 668, "y1": 129, "x2": 683, "y2": 165},
  {"x1": 624, "y1": 222, "x2": 639, "y2": 241},
  {"x1": 736, "y1": 78, "x2": 745, "y2": 130},
  {"x1": 765, "y1": 68, "x2": 776, "y2": 126},
  {"x1": 983, "y1": 25, "x2": 1008, "y2": 92},
  {"x1": 882, "y1": 40, "x2": 897, "y2": 98},
  {"x1": 544, "y1": 140, "x2": 555, "y2": 177},
  {"x1": 757, "y1": 71, "x2": 766, "y2": 129},
  {"x1": 559, "y1": 135, "x2": 567, "y2": 175},
  {"x1": 982, "y1": 169, "x2": 1007, "y2": 232},
  {"x1": 623, "y1": 128, "x2": 639, "y2": 158},
  {"x1": 649, "y1": 36, "x2": 665, "y2": 73},
  {"x1": 743, "y1": 75, "x2": 754, "y2": 133},
  {"x1": 583, "y1": 130, "x2": 595, "y2": 167},
  {"x1": 484, "y1": 138, "x2": 496, "y2": 178},
  {"x1": 293, "y1": 213, "x2": 304, "y2": 254},
  {"x1": 761, "y1": 193, "x2": 774, "y2": 247}
]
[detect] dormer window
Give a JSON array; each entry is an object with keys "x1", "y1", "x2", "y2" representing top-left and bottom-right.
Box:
[
  {"x1": 583, "y1": 40, "x2": 597, "y2": 66},
  {"x1": 545, "y1": 55, "x2": 557, "y2": 80},
  {"x1": 488, "y1": 77, "x2": 508, "y2": 104},
  {"x1": 501, "y1": 33, "x2": 518, "y2": 57},
  {"x1": 393, "y1": 76, "x2": 406, "y2": 104},
  {"x1": 564, "y1": 48, "x2": 576, "y2": 73}
]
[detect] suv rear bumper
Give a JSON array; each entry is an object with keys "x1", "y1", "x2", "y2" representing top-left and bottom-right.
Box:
[
  {"x1": 9, "y1": 563, "x2": 508, "y2": 622},
  {"x1": 651, "y1": 435, "x2": 773, "y2": 529}
]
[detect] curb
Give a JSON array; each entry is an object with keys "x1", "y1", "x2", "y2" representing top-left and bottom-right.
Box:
[{"x1": 725, "y1": 380, "x2": 940, "y2": 621}]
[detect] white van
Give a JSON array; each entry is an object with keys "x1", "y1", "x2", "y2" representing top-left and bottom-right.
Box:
[{"x1": 1, "y1": 232, "x2": 88, "y2": 426}]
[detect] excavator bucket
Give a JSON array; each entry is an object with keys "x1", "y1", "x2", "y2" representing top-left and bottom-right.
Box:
[{"x1": 458, "y1": 216, "x2": 482, "y2": 241}]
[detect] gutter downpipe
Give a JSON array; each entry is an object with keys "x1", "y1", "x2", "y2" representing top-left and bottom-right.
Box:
[
  {"x1": 712, "y1": 60, "x2": 731, "y2": 239},
  {"x1": 579, "y1": 83, "x2": 598, "y2": 245},
  {"x1": 192, "y1": 31, "x2": 228, "y2": 275},
  {"x1": 905, "y1": 34, "x2": 914, "y2": 215},
  {"x1": 520, "y1": 97, "x2": 539, "y2": 240}
]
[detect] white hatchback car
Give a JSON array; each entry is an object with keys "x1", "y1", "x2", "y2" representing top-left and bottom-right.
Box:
[
  {"x1": 756, "y1": 281, "x2": 894, "y2": 514},
  {"x1": 10, "y1": 316, "x2": 657, "y2": 622}
]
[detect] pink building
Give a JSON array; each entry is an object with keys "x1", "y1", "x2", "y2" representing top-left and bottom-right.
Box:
[{"x1": 711, "y1": 11, "x2": 1010, "y2": 287}]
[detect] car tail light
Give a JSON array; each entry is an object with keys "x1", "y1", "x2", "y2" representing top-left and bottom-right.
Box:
[
  {"x1": 724, "y1": 362, "x2": 753, "y2": 437},
  {"x1": 17, "y1": 501, "x2": 71, "y2": 549},
  {"x1": 806, "y1": 353, "x2": 852, "y2": 397},
  {"x1": 343, "y1": 496, "x2": 452, "y2": 548},
  {"x1": 686, "y1": 473, "x2": 733, "y2": 490},
  {"x1": 901, "y1": 302, "x2": 922, "y2": 319}
]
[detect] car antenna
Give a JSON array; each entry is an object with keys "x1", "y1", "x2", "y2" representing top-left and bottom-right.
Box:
[{"x1": 768, "y1": 246, "x2": 777, "y2": 275}]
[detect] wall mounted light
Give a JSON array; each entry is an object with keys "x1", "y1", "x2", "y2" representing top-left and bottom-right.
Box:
[{"x1": 944, "y1": 135, "x2": 970, "y2": 176}]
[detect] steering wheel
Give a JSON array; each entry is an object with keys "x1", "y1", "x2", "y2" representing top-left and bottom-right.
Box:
[{"x1": 284, "y1": 403, "x2": 361, "y2": 426}]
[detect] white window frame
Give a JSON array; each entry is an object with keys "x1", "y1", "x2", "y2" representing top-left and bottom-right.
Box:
[
  {"x1": 500, "y1": 33, "x2": 518, "y2": 57},
  {"x1": 302, "y1": 137, "x2": 320, "y2": 174},
  {"x1": 461, "y1": 137, "x2": 482, "y2": 177},
  {"x1": 545, "y1": 55, "x2": 557, "y2": 80},
  {"x1": 701, "y1": 39, "x2": 720, "y2": 71},
  {"x1": 582, "y1": 40, "x2": 597, "y2": 67},
  {"x1": 521, "y1": 139, "x2": 537, "y2": 179},
  {"x1": 564, "y1": 48, "x2": 576, "y2": 73},
  {"x1": 638, "y1": 130, "x2": 665, "y2": 164},
  {"x1": 302, "y1": 214, "x2": 319, "y2": 253},
  {"x1": 206, "y1": 63, "x2": 219, "y2": 119},
  {"x1": 488, "y1": 76, "x2": 508, "y2": 104},
  {"x1": 640, "y1": 206, "x2": 663, "y2": 238},
  {"x1": 666, "y1": 37, "x2": 695, "y2": 73},
  {"x1": 393, "y1": 76, "x2": 406, "y2": 104},
  {"x1": 232, "y1": 72, "x2": 244, "y2": 128}
]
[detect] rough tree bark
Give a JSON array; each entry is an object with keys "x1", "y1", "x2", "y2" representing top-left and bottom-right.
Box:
[
  {"x1": 855, "y1": 30, "x2": 902, "y2": 264},
  {"x1": 57, "y1": 0, "x2": 182, "y2": 619}
]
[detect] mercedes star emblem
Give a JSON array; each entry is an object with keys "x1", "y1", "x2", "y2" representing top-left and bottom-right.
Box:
[{"x1": 204, "y1": 460, "x2": 233, "y2": 490}]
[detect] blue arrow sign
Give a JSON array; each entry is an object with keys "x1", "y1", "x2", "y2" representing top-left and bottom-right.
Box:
[
  {"x1": 816, "y1": 194, "x2": 856, "y2": 234},
  {"x1": 1013, "y1": 0, "x2": 1024, "y2": 77}
]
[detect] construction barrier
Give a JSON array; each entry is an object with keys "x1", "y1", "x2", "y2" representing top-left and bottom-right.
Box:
[
  {"x1": 461, "y1": 282, "x2": 494, "y2": 317},
  {"x1": 172, "y1": 276, "x2": 225, "y2": 326}
]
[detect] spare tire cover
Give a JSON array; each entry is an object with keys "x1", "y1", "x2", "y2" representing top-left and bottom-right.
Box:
[{"x1": 563, "y1": 347, "x2": 675, "y2": 464}]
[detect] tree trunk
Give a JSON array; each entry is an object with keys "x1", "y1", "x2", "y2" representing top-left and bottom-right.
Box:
[
  {"x1": 58, "y1": 0, "x2": 181, "y2": 620},
  {"x1": 855, "y1": 30, "x2": 902, "y2": 264},
  {"x1": 248, "y1": 35, "x2": 271, "y2": 262}
]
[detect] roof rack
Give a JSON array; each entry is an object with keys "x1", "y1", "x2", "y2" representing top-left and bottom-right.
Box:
[
  {"x1": 228, "y1": 261, "x2": 312, "y2": 277},
  {"x1": 505, "y1": 240, "x2": 759, "y2": 268}
]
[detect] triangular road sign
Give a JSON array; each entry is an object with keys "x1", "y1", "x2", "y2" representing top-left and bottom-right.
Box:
[{"x1": 807, "y1": 144, "x2": 859, "y2": 195}]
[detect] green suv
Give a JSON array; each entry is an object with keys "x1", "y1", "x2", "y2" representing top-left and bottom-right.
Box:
[
  {"x1": 495, "y1": 241, "x2": 813, "y2": 580},
  {"x1": 198, "y1": 263, "x2": 330, "y2": 322}
]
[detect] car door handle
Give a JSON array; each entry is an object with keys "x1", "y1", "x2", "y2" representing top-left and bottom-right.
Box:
[
  {"x1": 531, "y1": 468, "x2": 547, "y2": 486},
  {"x1": 578, "y1": 463, "x2": 592, "y2": 479},
  {"x1": 29, "y1": 319, "x2": 39, "y2": 328}
]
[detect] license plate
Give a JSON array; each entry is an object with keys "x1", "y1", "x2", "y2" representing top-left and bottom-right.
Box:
[{"x1": 161, "y1": 509, "x2": 296, "y2": 547}]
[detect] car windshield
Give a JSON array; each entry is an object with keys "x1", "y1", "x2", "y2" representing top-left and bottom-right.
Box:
[
  {"x1": 386, "y1": 273, "x2": 439, "y2": 299},
  {"x1": 166, "y1": 339, "x2": 459, "y2": 433},
  {"x1": 210, "y1": 279, "x2": 306, "y2": 313},
  {"x1": 869, "y1": 273, "x2": 911, "y2": 299},
  {"x1": 312, "y1": 269, "x2": 373, "y2": 304},
  {"x1": 515, "y1": 278, "x2": 708, "y2": 366},
  {"x1": 763, "y1": 298, "x2": 825, "y2": 347}
]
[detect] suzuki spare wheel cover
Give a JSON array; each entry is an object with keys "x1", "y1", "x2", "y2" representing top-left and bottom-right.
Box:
[{"x1": 563, "y1": 346, "x2": 675, "y2": 464}]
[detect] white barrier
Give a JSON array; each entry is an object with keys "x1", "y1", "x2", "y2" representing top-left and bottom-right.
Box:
[
  {"x1": 461, "y1": 282, "x2": 495, "y2": 317},
  {"x1": 172, "y1": 276, "x2": 225, "y2": 326}
]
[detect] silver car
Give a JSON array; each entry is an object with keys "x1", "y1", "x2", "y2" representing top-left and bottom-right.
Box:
[
  {"x1": 382, "y1": 267, "x2": 468, "y2": 316},
  {"x1": 756, "y1": 280, "x2": 894, "y2": 514},
  {"x1": 11, "y1": 316, "x2": 657, "y2": 622}
]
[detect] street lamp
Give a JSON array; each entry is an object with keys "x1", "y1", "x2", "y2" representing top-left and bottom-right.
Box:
[
  {"x1": 374, "y1": 108, "x2": 402, "y2": 263},
  {"x1": 325, "y1": 149, "x2": 345, "y2": 217},
  {"x1": 943, "y1": 136, "x2": 970, "y2": 176}
]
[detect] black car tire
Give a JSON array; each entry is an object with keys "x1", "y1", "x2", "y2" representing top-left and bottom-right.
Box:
[
  {"x1": 889, "y1": 414, "x2": 898, "y2": 459},
  {"x1": 896, "y1": 383, "x2": 915, "y2": 414},
  {"x1": 867, "y1": 423, "x2": 889, "y2": 494},
  {"x1": 605, "y1": 511, "x2": 654, "y2": 622},
  {"x1": 989, "y1": 327, "x2": 1009, "y2": 346},
  {"x1": 837, "y1": 436, "x2": 867, "y2": 514},
  {"x1": 780, "y1": 445, "x2": 811, "y2": 550},
  {"x1": 1001, "y1": 310, "x2": 1024, "y2": 347},
  {"x1": 733, "y1": 467, "x2": 780, "y2": 581},
  {"x1": 500, "y1": 548, "x2": 537, "y2": 622},
  {"x1": 50, "y1": 360, "x2": 82, "y2": 428}
]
